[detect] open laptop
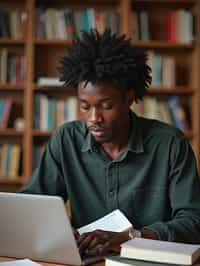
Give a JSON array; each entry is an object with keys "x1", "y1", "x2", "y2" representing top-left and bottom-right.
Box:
[{"x1": 0, "y1": 192, "x2": 106, "y2": 265}]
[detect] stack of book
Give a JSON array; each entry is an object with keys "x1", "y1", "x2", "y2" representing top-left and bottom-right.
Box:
[{"x1": 106, "y1": 238, "x2": 200, "y2": 266}]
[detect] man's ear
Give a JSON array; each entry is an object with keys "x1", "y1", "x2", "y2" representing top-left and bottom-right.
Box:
[{"x1": 126, "y1": 90, "x2": 135, "y2": 106}]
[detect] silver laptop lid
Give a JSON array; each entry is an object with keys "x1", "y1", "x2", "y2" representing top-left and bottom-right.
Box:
[{"x1": 0, "y1": 192, "x2": 82, "y2": 265}]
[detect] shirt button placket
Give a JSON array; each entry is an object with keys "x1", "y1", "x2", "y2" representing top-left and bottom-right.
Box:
[{"x1": 107, "y1": 163, "x2": 118, "y2": 210}]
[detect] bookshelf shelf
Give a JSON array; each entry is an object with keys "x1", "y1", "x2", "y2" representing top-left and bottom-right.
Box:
[
  {"x1": 34, "y1": 40, "x2": 72, "y2": 46},
  {"x1": 133, "y1": 0, "x2": 195, "y2": 5},
  {"x1": 0, "y1": 84, "x2": 25, "y2": 91},
  {"x1": 32, "y1": 130, "x2": 52, "y2": 137},
  {"x1": 148, "y1": 87, "x2": 194, "y2": 95},
  {"x1": 0, "y1": 178, "x2": 24, "y2": 185},
  {"x1": 34, "y1": 85, "x2": 76, "y2": 95},
  {"x1": 133, "y1": 41, "x2": 194, "y2": 49},
  {"x1": 0, "y1": 129, "x2": 23, "y2": 136},
  {"x1": 0, "y1": 39, "x2": 26, "y2": 45}
]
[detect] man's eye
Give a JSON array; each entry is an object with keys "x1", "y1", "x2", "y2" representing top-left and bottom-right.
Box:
[
  {"x1": 102, "y1": 104, "x2": 112, "y2": 110},
  {"x1": 80, "y1": 105, "x2": 90, "y2": 111}
]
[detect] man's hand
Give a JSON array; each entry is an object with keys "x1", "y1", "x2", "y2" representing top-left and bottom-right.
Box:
[
  {"x1": 73, "y1": 228, "x2": 80, "y2": 240},
  {"x1": 77, "y1": 229, "x2": 129, "y2": 255}
]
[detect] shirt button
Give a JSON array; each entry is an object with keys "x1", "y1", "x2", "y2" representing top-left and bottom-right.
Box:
[{"x1": 109, "y1": 190, "x2": 115, "y2": 196}]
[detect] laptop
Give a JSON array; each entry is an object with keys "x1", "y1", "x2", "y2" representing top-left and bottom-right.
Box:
[{"x1": 0, "y1": 192, "x2": 106, "y2": 265}]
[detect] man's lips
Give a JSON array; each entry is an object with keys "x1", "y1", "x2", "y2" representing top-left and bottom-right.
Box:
[
  {"x1": 89, "y1": 127, "x2": 106, "y2": 137},
  {"x1": 90, "y1": 130, "x2": 105, "y2": 137}
]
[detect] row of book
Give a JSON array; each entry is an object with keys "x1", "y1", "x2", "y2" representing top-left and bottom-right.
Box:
[
  {"x1": 36, "y1": 8, "x2": 120, "y2": 40},
  {"x1": 0, "y1": 94, "x2": 190, "y2": 133},
  {"x1": 132, "y1": 96, "x2": 189, "y2": 132},
  {"x1": 0, "y1": 98, "x2": 13, "y2": 129},
  {"x1": 0, "y1": 144, "x2": 22, "y2": 179},
  {"x1": 147, "y1": 51, "x2": 176, "y2": 88},
  {"x1": 0, "y1": 10, "x2": 28, "y2": 39},
  {"x1": 132, "y1": 9, "x2": 195, "y2": 43},
  {"x1": 34, "y1": 94, "x2": 78, "y2": 131},
  {"x1": 0, "y1": 48, "x2": 26, "y2": 84}
]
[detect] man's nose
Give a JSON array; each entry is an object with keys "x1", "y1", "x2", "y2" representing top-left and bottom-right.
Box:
[{"x1": 89, "y1": 108, "x2": 103, "y2": 123}]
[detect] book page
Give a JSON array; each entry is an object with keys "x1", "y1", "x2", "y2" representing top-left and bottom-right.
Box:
[{"x1": 78, "y1": 209, "x2": 132, "y2": 234}]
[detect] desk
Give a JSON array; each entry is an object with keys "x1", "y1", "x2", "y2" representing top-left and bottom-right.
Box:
[
  {"x1": 0, "y1": 257, "x2": 200, "y2": 266},
  {"x1": 0, "y1": 257, "x2": 103, "y2": 266}
]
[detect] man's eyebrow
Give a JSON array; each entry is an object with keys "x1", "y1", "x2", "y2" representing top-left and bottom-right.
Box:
[{"x1": 78, "y1": 97, "x2": 112, "y2": 102}]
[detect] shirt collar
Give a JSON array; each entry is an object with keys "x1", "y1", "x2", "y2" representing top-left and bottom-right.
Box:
[
  {"x1": 81, "y1": 112, "x2": 144, "y2": 154},
  {"x1": 81, "y1": 131, "x2": 95, "y2": 152}
]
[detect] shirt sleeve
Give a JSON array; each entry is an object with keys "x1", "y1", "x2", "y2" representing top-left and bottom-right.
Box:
[
  {"x1": 144, "y1": 135, "x2": 200, "y2": 243},
  {"x1": 20, "y1": 128, "x2": 68, "y2": 202}
]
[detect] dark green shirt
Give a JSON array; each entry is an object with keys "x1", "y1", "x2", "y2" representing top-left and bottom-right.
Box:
[{"x1": 21, "y1": 112, "x2": 200, "y2": 243}]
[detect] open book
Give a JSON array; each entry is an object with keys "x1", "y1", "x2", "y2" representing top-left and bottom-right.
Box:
[
  {"x1": 78, "y1": 209, "x2": 132, "y2": 234},
  {"x1": 120, "y1": 238, "x2": 200, "y2": 265}
]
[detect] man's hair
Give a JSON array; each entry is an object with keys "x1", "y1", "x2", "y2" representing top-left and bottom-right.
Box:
[{"x1": 58, "y1": 29, "x2": 151, "y2": 101}]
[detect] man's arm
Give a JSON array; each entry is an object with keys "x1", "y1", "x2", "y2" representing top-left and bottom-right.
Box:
[
  {"x1": 143, "y1": 135, "x2": 200, "y2": 243},
  {"x1": 20, "y1": 128, "x2": 68, "y2": 201}
]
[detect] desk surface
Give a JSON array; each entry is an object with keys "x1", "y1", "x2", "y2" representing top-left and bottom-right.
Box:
[
  {"x1": 1, "y1": 257, "x2": 200, "y2": 266},
  {"x1": 0, "y1": 257, "x2": 103, "y2": 266}
]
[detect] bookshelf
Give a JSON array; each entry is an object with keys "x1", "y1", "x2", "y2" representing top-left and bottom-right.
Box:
[{"x1": 0, "y1": 0, "x2": 199, "y2": 191}]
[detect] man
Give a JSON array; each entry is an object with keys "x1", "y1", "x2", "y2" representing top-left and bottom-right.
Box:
[{"x1": 21, "y1": 29, "x2": 200, "y2": 254}]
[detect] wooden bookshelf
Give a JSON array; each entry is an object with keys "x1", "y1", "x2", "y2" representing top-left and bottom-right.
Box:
[
  {"x1": 0, "y1": 130, "x2": 23, "y2": 136},
  {"x1": 133, "y1": 41, "x2": 194, "y2": 49},
  {"x1": 148, "y1": 87, "x2": 195, "y2": 95},
  {"x1": 0, "y1": 0, "x2": 200, "y2": 191},
  {"x1": 0, "y1": 39, "x2": 25, "y2": 45}
]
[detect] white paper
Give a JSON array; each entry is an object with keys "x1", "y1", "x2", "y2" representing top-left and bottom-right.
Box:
[
  {"x1": 78, "y1": 209, "x2": 132, "y2": 234},
  {"x1": 0, "y1": 259, "x2": 41, "y2": 266}
]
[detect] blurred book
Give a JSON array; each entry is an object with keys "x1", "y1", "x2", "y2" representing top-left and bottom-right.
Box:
[
  {"x1": 106, "y1": 256, "x2": 177, "y2": 266},
  {"x1": 37, "y1": 77, "x2": 64, "y2": 86},
  {"x1": 120, "y1": 238, "x2": 200, "y2": 265}
]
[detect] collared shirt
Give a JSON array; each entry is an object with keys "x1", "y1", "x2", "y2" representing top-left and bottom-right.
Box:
[{"x1": 20, "y1": 112, "x2": 200, "y2": 243}]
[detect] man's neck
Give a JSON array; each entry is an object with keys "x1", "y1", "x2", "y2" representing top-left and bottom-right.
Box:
[{"x1": 102, "y1": 120, "x2": 131, "y2": 160}]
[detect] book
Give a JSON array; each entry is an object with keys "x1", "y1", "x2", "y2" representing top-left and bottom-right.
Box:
[
  {"x1": 9, "y1": 144, "x2": 21, "y2": 179},
  {"x1": 1, "y1": 98, "x2": 13, "y2": 129},
  {"x1": 37, "y1": 77, "x2": 64, "y2": 86},
  {"x1": 106, "y1": 255, "x2": 178, "y2": 266},
  {"x1": 120, "y1": 238, "x2": 200, "y2": 265},
  {"x1": 168, "y1": 96, "x2": 189, "y2": 131},
  {"x1": 78, "y1": 209, "x2": 132, "y2": 235}
]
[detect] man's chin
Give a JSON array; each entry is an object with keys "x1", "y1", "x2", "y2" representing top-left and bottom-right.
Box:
[{"x1": 93, "y1": 135, "x2": 111, "y2": 143}]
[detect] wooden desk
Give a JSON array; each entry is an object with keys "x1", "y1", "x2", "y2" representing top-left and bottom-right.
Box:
[
  {"x1": 1, "y1": 257, "x2": 200, "y2": 266},
  {"x1": 0, "y1": 257, "x2": 103, "y2": 266}
]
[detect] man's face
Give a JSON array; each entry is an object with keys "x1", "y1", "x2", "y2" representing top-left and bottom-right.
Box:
[{"x1": 78, "y1": 81, "x2": 134, "y2": 144}]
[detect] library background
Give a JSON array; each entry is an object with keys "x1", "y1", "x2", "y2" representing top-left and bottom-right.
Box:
[{"x1": 0, "y1": 0, "x2": 199, "y2": 192}]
